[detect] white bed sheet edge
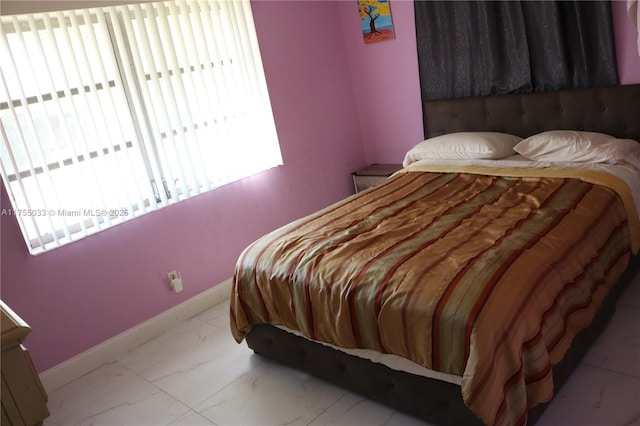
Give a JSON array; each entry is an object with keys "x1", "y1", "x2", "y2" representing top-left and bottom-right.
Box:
[{"x1": 275, "y1": 325, "x2": 463, "y2": 385}]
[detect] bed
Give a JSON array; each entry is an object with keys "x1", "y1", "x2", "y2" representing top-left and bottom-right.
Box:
[{"x1": 230, "y1": 84, "x2": 640, "y2": 426}]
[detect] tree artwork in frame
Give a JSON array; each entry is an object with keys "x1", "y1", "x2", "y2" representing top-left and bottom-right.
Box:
[{"x1": 358, "y1": 0, "x2": 395, "y2": 44}]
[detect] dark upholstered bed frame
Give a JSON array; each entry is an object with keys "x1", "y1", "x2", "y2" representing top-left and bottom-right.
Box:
[
  {"x1": 423, "y1": 84, "x2": 640, "y2": 141},
  {"x1": 245, "y1": 84, "x2": 640, "y2": 425}
]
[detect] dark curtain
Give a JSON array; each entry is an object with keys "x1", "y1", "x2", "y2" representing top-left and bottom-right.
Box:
[{"x1": 414, "y1": 1, "x2": 619, "y2": 101}]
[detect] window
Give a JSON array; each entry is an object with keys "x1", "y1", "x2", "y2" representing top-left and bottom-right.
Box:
[{"x1": 0, "y1": 0, "x2": 282, "y2": 254}]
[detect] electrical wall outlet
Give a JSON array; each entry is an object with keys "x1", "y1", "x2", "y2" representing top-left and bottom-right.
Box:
[{"x1": 167, "y1": 270, "x2": 183, "y2": 293}]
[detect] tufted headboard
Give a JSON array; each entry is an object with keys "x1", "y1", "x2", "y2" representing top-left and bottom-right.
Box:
[{"x1": 424, "y1": 84, "x2": 640, "y2": 142}]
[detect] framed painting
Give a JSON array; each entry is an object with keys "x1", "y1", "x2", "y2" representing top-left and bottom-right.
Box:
[{"x1": 358, "y1": 0, "x2": 395, "y2": 44}]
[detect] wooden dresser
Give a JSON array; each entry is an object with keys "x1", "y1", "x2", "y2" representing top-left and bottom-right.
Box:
[{"x1": 1, "y1": 301, "x2": 49, "y2": 425}]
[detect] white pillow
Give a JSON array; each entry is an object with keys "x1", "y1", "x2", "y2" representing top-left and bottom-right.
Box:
[
  {"x1": 403, "y1": 132, "x2": 522, "y2": 166},
  {"x1": 622, "y1": 150, "x2": 640, "y2": 171},
  {"x1": 514, "y1": 130, "x2": 640, "y2": 164}
]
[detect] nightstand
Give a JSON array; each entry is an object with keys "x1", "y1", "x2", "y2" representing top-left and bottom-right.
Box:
[{"x1": 352, "y1": 164, "x2": 403, "y2": 193}]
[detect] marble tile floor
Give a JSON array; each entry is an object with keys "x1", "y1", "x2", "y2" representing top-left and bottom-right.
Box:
[{"x1": 45, "y1": 270, "x2": 640, "y2": 426}]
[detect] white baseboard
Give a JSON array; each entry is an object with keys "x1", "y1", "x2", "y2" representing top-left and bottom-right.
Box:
[{"x1": 39, "y1": 278, "x2": 232, "y2": 394}]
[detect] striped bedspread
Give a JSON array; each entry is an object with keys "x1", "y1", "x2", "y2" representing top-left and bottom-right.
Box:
[{"x1": 231, "y1": 167, "x2": 636, "y2": 425}]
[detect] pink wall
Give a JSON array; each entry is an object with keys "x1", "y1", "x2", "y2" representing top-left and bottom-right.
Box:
[
  {"x1": 339, "y1": 0, "x2": 423, "y2": 164},
  {"x1": 0, "y1": 1, "x2": 366, "y2": 372},
  {"x1": 613, "y1": 0, "x2": 640, "y2": 84},
  {"x1": 2, "y1": 0, "x2": 639, "y2": 374}
]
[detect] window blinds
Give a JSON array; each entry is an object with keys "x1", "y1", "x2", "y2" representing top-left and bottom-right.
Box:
[{"x1": 0, "y1": 0, "x2": 282, "y2": 254}]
